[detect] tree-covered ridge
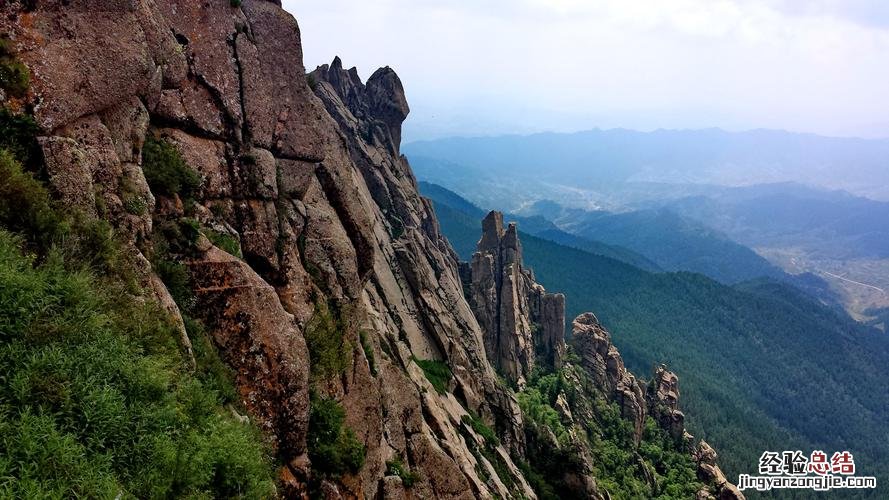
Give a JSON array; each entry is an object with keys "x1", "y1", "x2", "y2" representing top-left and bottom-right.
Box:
[
  {"x1": 419, "y1": 181, "x2": 662, "y2": 272},
  {"x1": 518, "y1": 363, "x2": 702, "y2": 499},
  {"x1": 430, "y1": 195, "x2": 889, "y2": 497}
]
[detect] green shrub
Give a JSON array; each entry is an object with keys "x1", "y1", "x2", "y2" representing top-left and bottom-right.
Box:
[
  {"x1": 152, "y1": 218, "x2": 200, "y2": 257},
  {"x1": 461, "y1": 412, "x2": 499, "y2": 446},
  {"x1": 517, "y1": 460, "x2": 559, "y2": 500},
  {"x1": 517, "y1": 387, "x2": 566, "y2": 439},
  {"x1": 637, "y1": 417, "x2": 702, "y2": 499},
  {"x1": 141, "y1": 137, "x2": 201, "y2": 201},
  {"x1": 155, "y1": 258, "x2": 192, "y2": 305},
  {"x1": 0, "y1": 149, "x2": 59, "y2": 250},
  {"x1": 0, "y1": 148, "x2": 135, "y2": 289},
  {"x1": 308, "y1": 395, "x2": 366, "y2": 477},
  {"x1": 359, "y1": 330, "x2": 377, "y2": 376},
  {"x1": 123, "y1": 193, "x2": 148, "y2": 215},
  {"x1": 230, "y1": 0, "x2": 242, "y2": 7},
  {"x1": 0, "y1": 108, "x2": 39, "y2": 168},
  {"x1": 304, "y1": 302, "x2": 352, "y2": 381},
  {"x1": 413, "y1": 358, "x2": 451, "y2": 394},
  {"x1": 205, "y1": 228, "x2": 242, "y2": 258},
  {"x1": 0, "y1": 108, "x2": 275, "y2": 497},
  {"x1": 121, "y1": 178, "x2": 148, "y2": 216},
  {"x1": 186, "y1": 317, "x2": 239, "y2": 406},
  {"x1": 0, "y1": 230, "x2": 276, "y2": 498},
  {"x1": 0, "y1": 38, "x2": 29, "y2": 98},
  {"x1": 385, "y1": 458, "x2": 419, "y2": 487}
]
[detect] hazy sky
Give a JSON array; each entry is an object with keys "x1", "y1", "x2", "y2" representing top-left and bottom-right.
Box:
[{"x1": 283, "y1": 0, "x2": 889, "y2": 142}]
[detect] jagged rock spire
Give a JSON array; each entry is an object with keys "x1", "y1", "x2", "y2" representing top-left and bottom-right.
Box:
[
  {"x1": 309, "y1": 57, "x2": 409, "y2": 155},
  {"x1": 465, "y1": 211, "x2": 566, "y2": 386}
]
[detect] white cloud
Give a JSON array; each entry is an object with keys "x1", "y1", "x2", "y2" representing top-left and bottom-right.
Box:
[{"x1": 283, "y1": 0, "x2": 889, "y2": 140}]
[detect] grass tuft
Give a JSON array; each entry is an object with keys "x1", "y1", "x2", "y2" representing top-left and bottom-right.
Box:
[{"x1": 413, "y1": 358, "x2": 452, "y2": 395}]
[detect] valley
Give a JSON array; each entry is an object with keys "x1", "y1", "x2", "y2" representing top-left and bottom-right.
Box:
[{"x1": 420, "y1": 180, "x2": 889, "y2": 496}]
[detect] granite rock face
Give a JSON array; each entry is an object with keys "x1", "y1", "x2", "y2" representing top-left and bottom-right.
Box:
[
  {"x1": 648, "y1": 365, "x2": 686, "y2": 442},
  {"x1": 4, "y1": 1, "x2": 741, "y2": 498},
  {"x1": 4, "y1": 1, "x2": 533, "y2": 497},
  {"x1": 695, "y1": 441, "x2": 746, "y2": 500},
  {"x1": 465, "y1": 211, "x2": 567, "y2": 387},
  {"x1": 460, "y1": 216, "x2": 744, "y2": 499}
]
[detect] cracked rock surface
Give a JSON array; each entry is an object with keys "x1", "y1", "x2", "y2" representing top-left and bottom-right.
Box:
[{"x1": 3, "y1": 1, "x2": 742, "y2": 498}]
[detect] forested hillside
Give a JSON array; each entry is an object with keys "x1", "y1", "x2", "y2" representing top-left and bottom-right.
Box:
[
  {"x1": 429, "y1": 197, "x2": 889, "y2": 495},
  {"x1": 541, "y1": 206, "x2": 785, "y2": 284},
  {"x1": 419, "y1": 182, "x2": 661, "y2": 272}
]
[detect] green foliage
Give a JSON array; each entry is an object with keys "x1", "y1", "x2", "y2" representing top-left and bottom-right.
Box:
[
  {"x1": 587, "y1": 400, "x2": 701, "y2": 499},
  {"x1": 186, "y1": 317, "x2": 239, "y2": 406},
  {"x1": 120, "y1": 178, "x2": 148, "y2": 216},
  {"x1": 204, "y1": 228, "x2": 242, "y2": 258},
  {"x1": 308, "y1": 396, "x2": 366, "y2": 477},
  {"x1": 230, "y1": 0, "x2": 242, "y2": 7},
  {"x1": 517, "y1": 460, "x2": 559, "y2": 500},
  {"x1": 153, "y1": 258, "x2": 193, "y2": 309},
  {"x1": 141, "y1": 137, "x2": 201, "y2": 201},
  {"x1": 122, "y1": 193, "x2": 148, "y2": 216},
  {"x1": 150, "y1": 218, "x2": 201, "y2": 313},
  {"x1": 461, "y1": 412, "x2": 499, "y2": 446},
  {"x1": 516, "y1": 367, "x2": 701, "y2": 500},
  {"x1": 0, "y1": 38, "x2": 29, "y2": 98},
  {"x1": 152, "y1": 218, "x2": 200, "y2": 256},
  {"x1": 0, "y1": 149, "x2": 59, "y2": 250},
  {"x1": 0, "y1": 125, "x2": 275, "y2": 496},
  {"x1": 304, "y1": 301, "x2": 352, "y2": 381},
  {"x1": 638, "y1": 418, "x2": 702, "y2": 499},
  {"x1": 359, "y1": 330, "x2": 377, "y2": 376},
  {"x1": 432, "y1": 196, "x2": 889, "y2": 492},
  {"x1": 0, "y1": 150, "x2": 128, "y2": 278},
  {"x1": 306, "y1": 73, "x2": 318, "y2": 91},
  {"x1": 385, "y1": 458, "x2": 419, "y2": 487},
  {"x1": 517, "y1": 387, "x2": 566, "y2": 439},
  {"x1": 413, "y1": 358, "x2": 452, "y2": 394},
  {"x1": 0, "y1": 108, "x2": 39, "y2": 168},
  {"x1": 0, "y1": 230, "x2": 276, "y2": 498}
]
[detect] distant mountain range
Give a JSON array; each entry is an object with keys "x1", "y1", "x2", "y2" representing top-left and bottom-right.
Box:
[
  {"x1": 405, "y1": 128, "x2": 889, "y2": 202},
  {"x1": 421, "y1": 182, "x2": 840, "y2": 310},
  {"x1": 523, "y1": 201, "x2": 786, "y2": 285},
  {"x1": 422, "y1": 184, "x2": 889, "y2": 492},
  {"x1": 657, "y1": 183, "x2": 889, "y2": 260},
  {"x1": 408, "y1": 130, "x2": 889, "y2": 328},
  {"x1": 418, "y1": 182, "x2": 661, "y2": 272}
]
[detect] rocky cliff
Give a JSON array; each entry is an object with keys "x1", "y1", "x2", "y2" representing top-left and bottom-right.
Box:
[
  {"x1": 1, "y1": 1, "x2": 739, "y2": 498},
  {"x1": 464, "y1": 211, "x2": 743, "y2": 499},
  {"x1": 465, "y1": 211, "x2": 566, "y2": 387}
]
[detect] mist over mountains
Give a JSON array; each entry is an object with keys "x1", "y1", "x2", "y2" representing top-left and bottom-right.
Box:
[
  {"x1": 420, "y1": 183, "x2": 889, "y2": 493},
  {"x1": 405, "y1": 127, "x2": 889, "y2": 203},
  {"x1": 407, "y1": 127, "x2": 889, "y2": 330}
]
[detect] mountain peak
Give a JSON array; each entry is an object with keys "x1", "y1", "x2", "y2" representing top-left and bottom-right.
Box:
[{"x1": 310, "y1": 57, "x2": 409, "y2": 153}]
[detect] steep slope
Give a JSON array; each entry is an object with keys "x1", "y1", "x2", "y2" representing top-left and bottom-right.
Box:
[
  {"x1": 431, "y1": 198, "x2": 889, "y2": 494},
  {"x1": 0, "y1": 1, "x2": 744, "y2": 498},
  {"x1": 544, "y1": 206, "x2": 786, "y2": 284},
  {"x1": 3, "y1": 2, "x2": 532, "y2": 497},
  {"x1": 460, "y1": 212, "x2": 742, "y2": 499}
]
